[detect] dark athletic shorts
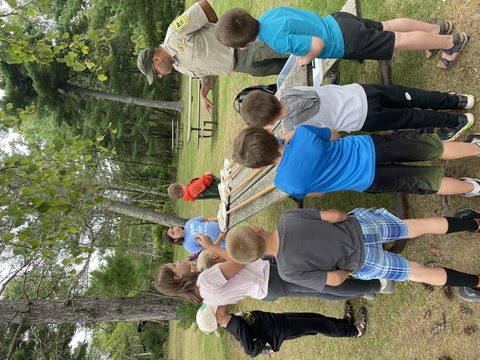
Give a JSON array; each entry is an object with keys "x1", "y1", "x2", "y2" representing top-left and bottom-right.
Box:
[
  {"x1": 365, "y1": 132, "x2": 444, "y2": 194},
  {"x1": 331, "y1": 12, "x2": 395, "y2": 60}
]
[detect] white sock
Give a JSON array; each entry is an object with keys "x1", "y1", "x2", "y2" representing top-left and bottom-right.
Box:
[
  {"x1": 379, "y1": 278, "x2": 387, "y2": 291},
  {"x1": 464, "y1": 179, "x2": 480, "y2": 195}
]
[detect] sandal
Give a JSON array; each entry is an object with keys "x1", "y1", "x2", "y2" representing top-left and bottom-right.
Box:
[
  {"x1": 354, "y1": 307, "x2": 367, "y2": 338},
  {"x1": 438, "y1": 32, "x2": 469, "y2": 69},
  {"x1": 426, "y1": 19, "x2": 454, "y2": 58},
  {"x1": 343, "y1": 301, "x2": 353, "y2": 325}
]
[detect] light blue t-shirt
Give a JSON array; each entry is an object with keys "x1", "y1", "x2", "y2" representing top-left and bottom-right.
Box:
[
  {"x1": 183, "y1": 216, "x2": 224, "y2": 253},
  {"x1": 257, "y1": 7, "x2": 344, "y2": 59},
  {"x1": 274, "y1": 126, "x2": 376, "y2": 199}
]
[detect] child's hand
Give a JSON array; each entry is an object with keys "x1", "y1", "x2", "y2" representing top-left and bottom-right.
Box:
[
  {"x1": 269, "y1": 349, "x2": 277, "y2": 357},
  {"x1": 296, "y1": 56, "x2": 310, "y2": 67},
  {"x1": 195, "y1": 234, "x2": 213, "y2": 249}
]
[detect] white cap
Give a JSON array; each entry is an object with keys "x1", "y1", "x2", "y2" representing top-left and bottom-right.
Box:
[{"x1": 196, "y1": 304, "x2": 220, "y2": 337}]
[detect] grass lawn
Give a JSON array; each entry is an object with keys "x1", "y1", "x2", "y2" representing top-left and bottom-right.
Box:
[{"x1": 166, "y1": 0, "x2": 480, "y2": 359}]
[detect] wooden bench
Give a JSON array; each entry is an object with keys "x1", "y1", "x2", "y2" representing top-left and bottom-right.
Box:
[{"x1": 171, "y1": 119, "x2": 184, "y2": 152}]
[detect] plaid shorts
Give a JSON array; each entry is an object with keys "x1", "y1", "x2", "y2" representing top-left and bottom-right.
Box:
[{"x1": 349, "y1": 208, "x2": 410, "y2": 281}]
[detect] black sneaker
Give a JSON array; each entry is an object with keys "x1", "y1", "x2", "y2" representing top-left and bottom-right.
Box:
[
  {"x1": 327, "y1": 69, "x2": 340, "y2": 85},
  {"x1": 464, "y1": 133, "x2": 480, "y2": 145},
  {"x1": 457, "y1": 94, "x2": 475, "y2": 110},
  {"x1": 458, "y1": 287, "x2": 480, "y2": 302},
  {"x1": 436, "y1": 113, "x2": 474, "y2": 141}
]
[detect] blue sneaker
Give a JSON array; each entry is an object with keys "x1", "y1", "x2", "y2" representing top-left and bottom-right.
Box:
[
  {"x1": 458, "y1": 287, "x2": 480, "y2": 302},
  {"x1": 457, "y1": 94, "x2": 475, "y2": 110},
  {"x1": 436, "y1": 113, "x2": 474, "y2": 141}
]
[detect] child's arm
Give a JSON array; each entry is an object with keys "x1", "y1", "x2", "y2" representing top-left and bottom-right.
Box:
[
  {"x1": 296, "y1": 36, "x2": 325, "y2": 66},
  {"x1": 213, "y1": 231, "x2": 227, "y2": 246},
  {"x1": 202, "y1": 216, "x2": 218, "y2": 222},
  {"x1": 319, "y1": 209, "x2": 348, "y2": 222},
  {"x1": 329, "y1": 129, "x2": 341, "y2": 141},
  {"x1": 200, "y1": 75, "x2": 216, "y2": 115},
  {"x1": 325, "y1": 270, "x2": 349, "y2": 286},
  {"x1": 305, "y1": 192, "x2": 324, "y2": 198},
  {"x1": 280, "y1": 130, "x2": 295, "y2": 144}
]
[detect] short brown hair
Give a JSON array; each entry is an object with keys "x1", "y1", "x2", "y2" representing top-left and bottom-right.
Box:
[
  {"x1": 168, "y1": 183, "x2": 184, "y2": 199},
  {"x1": 226, "y1": 226, "x2": 265, "y2": 264},
  {"x1": 232, "y1": 127, "x2": 281, "y2": 168},
  {"x1": 215, "y1": 8, "x2": 259, "y2": 48},
  {"x1": 241, "y1": 90, "x2": 282, "y2": 127},
  {"x1": 196, "y1": 250, "x2": 218, "y2": 271}
]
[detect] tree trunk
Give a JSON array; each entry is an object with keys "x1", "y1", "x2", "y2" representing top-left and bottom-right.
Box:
[
  {"x1": 59, "y1": 83, "x2": 184, "y2": 113},
  {"x1": 0, "y1": 296, "x2": 182, "y2": 325},
  {"x1": 106, "y1": 201, "x2": 187, "y2": 226}
]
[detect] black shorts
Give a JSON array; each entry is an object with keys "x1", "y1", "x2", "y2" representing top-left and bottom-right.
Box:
[{"x1": 331, "y1": 12, "x2": 395, "y2": 60}]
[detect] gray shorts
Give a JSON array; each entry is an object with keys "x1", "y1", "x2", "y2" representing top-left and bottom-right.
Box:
[
  {"x1": 332, "y1": 12, "x2": 395, "y2": 60},
  {"x1": 233, "y1": 42, "x2": 289, "y2": 76}
]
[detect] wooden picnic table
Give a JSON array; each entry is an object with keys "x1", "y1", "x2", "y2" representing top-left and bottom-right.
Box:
[{"x1": 187, "y1": 78, "x2": 217, "y2": 148}]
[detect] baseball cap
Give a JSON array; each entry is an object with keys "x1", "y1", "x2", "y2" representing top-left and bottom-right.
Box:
[
  {"x1": 196, "y1": 304, "x2": 220, "y2": 337},
  {"x1": 458, "y1": 286, "x2": 480, "y2": 302},
  {"x1": 137, "y1": 48, "x2": 154, "y2": 85}
]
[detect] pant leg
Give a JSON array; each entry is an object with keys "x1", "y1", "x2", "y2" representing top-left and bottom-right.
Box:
[
  {"x1": 361, "y1": 84, "x2": 459, "y2": 131},
  {"x1": 263, "y1": 264, "x2": 381, "y2": 301},
  {"x1": 284, "y1": 313, "x2": 358, "y2": 339},
  {"x1": 233, "y1": 42, "x2": 289, "y2": 76}
]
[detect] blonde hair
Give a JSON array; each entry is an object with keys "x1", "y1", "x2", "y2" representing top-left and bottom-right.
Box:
[
  {"x1": 168, "y1": 184, "x2": 184, "y2": 199},
  {"x1": 196, "y1": 250, "x2": 218, "y2": 271},
  {"x1": 226, "y1": 226, "x2": 266, "y2": 264}
]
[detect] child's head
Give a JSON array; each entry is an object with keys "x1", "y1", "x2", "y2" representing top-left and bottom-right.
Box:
[
  {"x1": 241, "y1": 90, "x2": 282, "y2": 127},
  {"x1": 215, "y1": 8, "x2": 259, "y2": 48},
  {"x1": 162, "y1": 226, "x2": 185, "y2": 246},
  {"x1": 197, "y1": 250, "x2": 225, "y2": 271},
  {"x1": 226, "y1": 226, "x2": 266, "y2": 264},
  {"x1": 168, "y1": 183, "x2": 184, "y2": 199},
  {"x1": 155, "y1": 262, "x2": 203, "y2": 304},
  {"x1": 233, "y1": 127, "x2": 281, "y2": 168}
]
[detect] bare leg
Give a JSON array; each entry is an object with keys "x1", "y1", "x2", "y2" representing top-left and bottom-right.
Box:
[
  {"x1": 392, "y1": 32, "x2": 455, "y2": 52},
  {"x1": 407, "y1": 261, "x2": 447, "y2": 285},
  {"x1": 382, "y1": 18, "x2": 440, "y2": 33},
  {"x1": 403, "y1": 217, "x2": 448, "y2": 238},
  {"x1": 440, "y1": 142, "x2": 480, "y2": 160},
  {"x1": 437, "y1": 177, "x2": 473, "y2": 195}
]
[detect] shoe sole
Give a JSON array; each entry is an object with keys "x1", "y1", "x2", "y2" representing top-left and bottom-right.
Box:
[
  {"x1": 460, "y1": 94, "x2": 475, "y2": 110},
  {"x1": 453, "y1": 208, "x2": 480, "y2": 219},
  {"x1": 458, "y1": 287, "x2": 480, "y2": 302}
]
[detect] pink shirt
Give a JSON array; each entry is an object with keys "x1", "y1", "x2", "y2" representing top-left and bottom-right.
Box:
[{"x1": 197, "y1": 259, "x2": 270, "y2": 305}]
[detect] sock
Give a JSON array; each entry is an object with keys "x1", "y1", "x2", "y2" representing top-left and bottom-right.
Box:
[
  {"x1": 443, "y1": 268, "x2": 479, "y2": 287},
  {"x1": 464, "y1": 179, "x2": 480, "y2": 195},
  {"x1": 445, "y1": 217, "x2": 479, "y2": 233}
]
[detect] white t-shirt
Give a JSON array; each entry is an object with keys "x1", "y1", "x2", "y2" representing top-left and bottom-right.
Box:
[{"x1": 197, "y1": 259, "x2": 270, "y2": 305}]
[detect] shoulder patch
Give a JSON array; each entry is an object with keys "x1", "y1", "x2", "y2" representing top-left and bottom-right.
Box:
[
  {"x1": 172, "y1": 15, "x2": 190, "y2": 31},
  {"x1": 177, "y1": 44, "x2": 185, "y2": 52}
]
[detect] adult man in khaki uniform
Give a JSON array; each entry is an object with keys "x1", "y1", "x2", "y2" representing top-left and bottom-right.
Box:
[{"x1": 137, "y1": 0, "x2": 288, "y2": 114}]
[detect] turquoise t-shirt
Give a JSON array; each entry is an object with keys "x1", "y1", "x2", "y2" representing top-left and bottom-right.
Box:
[
  {"x1": 183, "y1": 216, "x2": 223, "y2": 253},
  {"x1": 257, "y1": 7, "x2": 344, "y2": 59},
  {"x1": 274, "y1": 126, "x2": 375, "y2": 199}
]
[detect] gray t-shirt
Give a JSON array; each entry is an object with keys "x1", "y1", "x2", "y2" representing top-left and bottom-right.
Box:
[
  {"x1": 281, "y1": 84, "x2": 368, "y2": 133},
  {"x1": 276, "y1": 208, "x2": 365, "y2": 292}
]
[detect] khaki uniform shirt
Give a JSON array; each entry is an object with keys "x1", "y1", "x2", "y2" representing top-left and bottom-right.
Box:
[{"x1": 161, "y1": 2, "x2": 235, "y2": 78}]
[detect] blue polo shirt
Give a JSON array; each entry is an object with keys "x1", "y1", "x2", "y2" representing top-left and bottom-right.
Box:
[
  {"x1": 183, "y1": 217, "x2": 224, "y2": 253},
  {"x1": 274, "y1": 126, "x2": 375, "y2": 199},
  {"x1": 257, "y1": 7, "x2": 344, "y2": 59}
]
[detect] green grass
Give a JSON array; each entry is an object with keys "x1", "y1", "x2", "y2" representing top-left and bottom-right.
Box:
[{"x1": 167, "y1": 0, "x2": 480, "y2": 359}]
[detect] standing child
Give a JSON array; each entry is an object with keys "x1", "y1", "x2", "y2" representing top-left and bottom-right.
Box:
[
  {"x1": 168, "y1": 172, "x2": 221, "y2": 202},
  {"x1": 240, "y1": 86, "x2": 475, "y2": 141},
  {"x1": 223, "y1": 207, "x2": 480, "y2": 294},
  {"x1": 232, "y1": 126, "x2": 480, "y2": 199},
  {"x1": 215, "y1": 7, "x2": 468, "y2": 69},
  {"x1": 196, "y1": 302, "x2": 367, "y2": 357}
]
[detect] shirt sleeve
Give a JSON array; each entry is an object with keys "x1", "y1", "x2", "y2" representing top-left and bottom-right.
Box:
[
  {"x1": 297, "y1": 125, "x2": 331, "y2": 141},
  {"x1": 285, "y1": 34, "x2": 314, "y2": 56},
  {"x1": 198, "y1": 265, "x2": 228, "y2": 290},
  {"x1": 169, "y1": 2, "x2": 209, "y2": 37}
]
